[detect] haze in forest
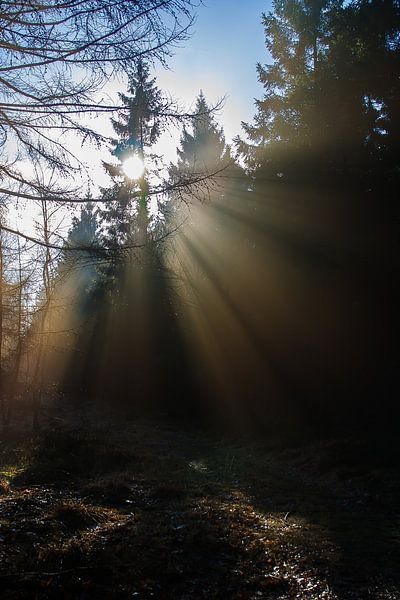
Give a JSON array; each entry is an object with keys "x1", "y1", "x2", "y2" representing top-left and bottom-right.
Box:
[{"x1": 0, "y1": 2, "x2": 399, "y2": 594}]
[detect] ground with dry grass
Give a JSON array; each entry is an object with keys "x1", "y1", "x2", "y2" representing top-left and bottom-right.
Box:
[{"x1": 0, "y1": 403, "x2": 399, "y2": 599}]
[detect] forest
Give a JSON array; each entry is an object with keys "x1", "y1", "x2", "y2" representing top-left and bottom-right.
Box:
[{"x1": 0, "y1": 1, "x2": 399, "y2": 598}]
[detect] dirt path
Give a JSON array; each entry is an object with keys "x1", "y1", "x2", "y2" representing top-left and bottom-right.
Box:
[{"x1": 0, "y1": 414, "x2": 398, "y2": 599}]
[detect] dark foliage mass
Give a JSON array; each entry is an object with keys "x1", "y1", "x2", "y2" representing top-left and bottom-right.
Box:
[
  {"x1": 235, "y1": 0, "x2": 400, "y2": 432},
  {"x1": 239, "y1": 0, "x2": 400, "y2": 196}
]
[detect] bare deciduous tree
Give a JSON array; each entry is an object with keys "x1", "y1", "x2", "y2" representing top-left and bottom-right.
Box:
[{"x1": 0, "y1": 0, "x2": 199, "y2": 203}]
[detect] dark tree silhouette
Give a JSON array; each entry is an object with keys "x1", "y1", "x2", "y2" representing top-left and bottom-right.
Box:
[
  {"x1": 239, "y1": 0, "x2": 400, "y2": 192},
  {"x1": 235, "y1": 0, "x2": 400, "y2": 431},
  {"x1": 175, "y1": 91, "x2": 230, "y2": 172},
  {"x1": 170, "y1": 92, "x2": 232, "y2": 192},
  {"x1": 57, "y1": 66, "x2": 195, "y2": 413}
]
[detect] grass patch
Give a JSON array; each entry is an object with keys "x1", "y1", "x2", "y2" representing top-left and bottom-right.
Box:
[
  {"x1": 0, "y1": 476, "x2": 10, "y2": 495},
  {"x1": 46, "y1": 500, "x2": 114, "y2": 532},
  {"x1": 80, "y1": 473, "x2": 134, "y2": 506},
  {"x1": 14, "y1": 429, "x2": 136, "y2": 485}
]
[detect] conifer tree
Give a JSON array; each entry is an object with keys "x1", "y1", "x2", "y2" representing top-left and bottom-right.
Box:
[
  {"x1": 63, "y1": 201, "x2": 100, "y2": 294},
  {"x1": 176, "y1": 91, "x2": 231, "y2": 173},
  {"x1": 169, "y1": 91, "x2": 233, "y2": 190},
  {"x1": 68, "y1": 203, "x2": 99, "y2": 254},
  {"x1": 168, "y1": 91, "x2": 244, "y2": 212},
  {"x1": 239, "y1": 0, "x2": 400, "y2": 190},
  {"x1": 239, "y1": 0, "x2": 340, "y2": 183},
  {"x1": 98, "y1": 60, "x2": 163, "y2": 251}
]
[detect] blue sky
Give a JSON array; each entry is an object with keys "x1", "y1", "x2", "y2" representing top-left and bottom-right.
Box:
[
  {"x1": 85, "y1": 1, "x2": 272, "y2": 183},
  {"x1": 157, "y1": 0, "x2": 271, "y2": 145},
  {"x1": 88, "y1": 1, "x2": 273, "y2": 177}
]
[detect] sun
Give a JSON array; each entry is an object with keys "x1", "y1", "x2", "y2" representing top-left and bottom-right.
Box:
[{"x1": 122, "y1": 155, "x2": 145, "y2": 180}]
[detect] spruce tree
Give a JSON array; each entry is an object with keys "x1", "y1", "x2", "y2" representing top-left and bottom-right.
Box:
[
  {"x1": 64, "y1": 201, "x2": 100, "y2": 293},
  {"x1": 98, "y1": 60, "x2": 163, "y2": 251},
  {"x1": 239, "y1": 0, "x2": 341, "y2": 183},
  {"x1": 177, "y1": 91, "x2": 230, "y2": 172},
  {"x1": 239, "y1": 0, "x2": 400, "y2": 190},
  {"x1": 171, "y1": 91, "x2": 231, "y2": 181},
  {"x1": 68, "y1": 202, "x2": 99, "y2": 254},
  {"x1": 168, "y1": 91, "x2": 245, "y2": 215},
  {"x1": 83, "y1": 62, "x2": 190, "y2": 407}
]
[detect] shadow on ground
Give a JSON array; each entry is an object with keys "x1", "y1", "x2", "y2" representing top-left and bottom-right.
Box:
[{"x1": 0, "y1": 408, "x2": 398, "y2": 599}]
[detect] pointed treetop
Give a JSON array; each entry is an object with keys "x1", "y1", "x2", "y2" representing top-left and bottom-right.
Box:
[
  {"x1": 110, "y1": 59, "x2": 163, "y2": 153},
  {"x1": 175, "y1": 91, "x2": 231, "y2": 172}
]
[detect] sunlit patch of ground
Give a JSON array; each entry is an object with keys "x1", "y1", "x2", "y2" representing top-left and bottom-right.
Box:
[{"x1": 0, "y1": 406, "x2": 398, "y2": 598}]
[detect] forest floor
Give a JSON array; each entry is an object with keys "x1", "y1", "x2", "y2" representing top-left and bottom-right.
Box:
[{"x1": 0, "y1": 401, "x2": 399, "y2": 599}]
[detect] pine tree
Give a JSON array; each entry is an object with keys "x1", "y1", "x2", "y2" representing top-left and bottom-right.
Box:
[
  {"x1": 171, "y1": 91, "x2": 231, "y2": 180},
  {"x1": 168, "y1": 91, "x2": 246, "y2": 217},
  {"x1": 239, "y1": 0, "x2": 400, "y2": 190},
  {"x1": 98, "y1": 60, "x2": 163, "y2": 250},
  {"x1": 239, "y1": 0, "x2": 341, "y2": 183},
  {"x1": 68, "y1": 202, "x2": 99, "y2": 253},
  {"x1": 111, "y1": 60, "x2": 163, "y2": 152},
  {"x1": 63, "y1": 201, "x2": 100, "y2": 292},
  {"x1": 333, "y1": 0, "x2": 400, "y2": 191}
]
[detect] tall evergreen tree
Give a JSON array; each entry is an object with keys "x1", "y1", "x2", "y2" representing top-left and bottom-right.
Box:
[
  {"x1": 239, "y1": 0, "x2": 400, "y2": 190},
  {"x1": 239, "y1": 0, "x2": 344, "y2": 184},
  {"x1": 332, "y1": 0, "x2": 400, "y2": 190},
  {"x1": 175, "y1": 91, "x2": 231, "y2": 173},
  {"x1": 98, "y1": 60, "x2": 163, "y2": 251},
  {"x1": 69, "y1": 63, "x2": 195, "y2": 409},
  {"x1": 63, "y1": 201, "x2": 100, "y2": 293},
  {"x1": 168, "y1": 91, "x2": 244, "y2": 211},
  {"x1": 168, "y1": 92, "x2": 244, "y2": 205},
  {"x1": 68, "y1": 202, "x2": 99, "y2": 254}
]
